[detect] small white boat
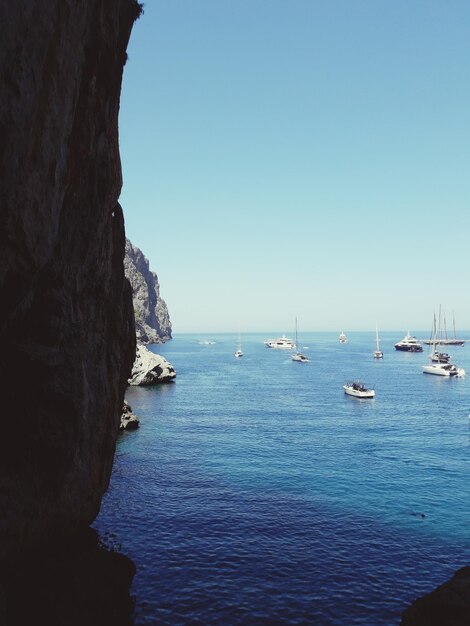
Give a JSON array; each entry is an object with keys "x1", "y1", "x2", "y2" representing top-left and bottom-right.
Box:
[
  {"x1": 339, "y1": 331, "x2": 347, "y2": 343},
  {"x1": 292, "y1": 317, "x2": 309, "y2": 363},
  {"x1": 234, "y1": 324, "x2": 243, "y2": 357},
  {"x1": 373, "y1": 322, "x2": 383, "y2": 359},
  {"x1": 343, "y1": 381, "x2": 375, "y2": 398},
  {"x1": 394, "y1": 332, "x2": 423, "y2": 352},
  {"x1": 264, "y1": 335, "x2": 296, "y2": 349},
  {"x1": 292, "y1": 352, "x2": 309, "y2": 362}
]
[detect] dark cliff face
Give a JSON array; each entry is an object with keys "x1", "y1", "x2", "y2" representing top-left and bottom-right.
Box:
[
  {"x1": 0, "y1": 1, "x2": 140, "y2": 560},
  {"x1": 124, "y1": 239, "x2": 172, "y2": 344}
]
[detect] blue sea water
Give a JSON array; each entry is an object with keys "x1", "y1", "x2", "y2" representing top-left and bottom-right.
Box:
[{"x1": 94, "y1": 332, "x2": 470, "y2": 625}]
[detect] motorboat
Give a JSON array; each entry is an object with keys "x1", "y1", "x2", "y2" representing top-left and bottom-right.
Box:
[
  {"x1": 394, "y1": 332, "x2": 423, "y2": 352},
  {"x1": 431, "y1": 351, "x2": 450, "y2": 364},
  {"x1": 339, "y1": 332, "x2": 347, "y2": 343},
  {"x1": 264, "y1": 335, "x2": 296, "y2": 349},
  {"x1": 343, "y1": 381, "x2": 375, "y2": 398}
]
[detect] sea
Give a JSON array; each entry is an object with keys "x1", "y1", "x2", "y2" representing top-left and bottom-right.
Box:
[{"x1": 93, "y1": 332, "x2": 470, "y2": 625}]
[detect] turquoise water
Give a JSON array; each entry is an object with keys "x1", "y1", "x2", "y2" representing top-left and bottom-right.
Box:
[{"x1": 94, "y1": 332, "x2": 470, "y2": 625}]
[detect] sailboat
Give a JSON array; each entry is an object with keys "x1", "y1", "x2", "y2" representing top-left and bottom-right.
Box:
[
  {"x1": 423, "y1": 311, "x2": 465, "y2": 346},
  {"x1": 422, "y1": 310, "x2": 465, "y2": 377},
  {"x1": 292, "y1": 317, "x2": 309, "y2": 362},
  {"x1": 234, "y1": 324, "x2": 243, "y2": 358},
  {"x1": 373, "y1": 322, "x2": 383, "y2": 359},
  {"x1": 339, "y1": 331, "x2": 347, "y2": 343}
]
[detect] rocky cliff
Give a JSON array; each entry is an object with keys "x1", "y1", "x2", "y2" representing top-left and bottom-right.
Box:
[
  {"x1": 0, "y1": 0, "x2": 140, "y2": 562},
  {"x1": 124, "y1": 239, "x2": 172, "y2": 344}
]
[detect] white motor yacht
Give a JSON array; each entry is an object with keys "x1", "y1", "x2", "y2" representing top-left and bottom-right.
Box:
[
  {"x1": 264, "y1": 335, "x2": 296, "y2": 349},
  {"x1": 343, "y1": 381, "x2": 375, "y2": 398},
  {"x1": 394, "y1": 332, "x2": 423, "y2": 352},
  {"x1": 339, "y1": 332, "x2": 347, "y2": 343}
]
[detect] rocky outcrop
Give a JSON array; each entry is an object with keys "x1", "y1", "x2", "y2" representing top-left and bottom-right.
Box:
[
  {"x1": 401, "y1": 567, "x2": 470, "y2": 626},
  {"x1": 124, "y1": 239, "x2": 172, "y2": 344},
  {"x1": 129, "y1": 344, "x2": 176, "y2": 385},
  {"x1": 0, "y1": 1, "x2": 141, "y2": 562},
  {"x1": 120, "y1": 401, "x2": 140, "y2": 431}
]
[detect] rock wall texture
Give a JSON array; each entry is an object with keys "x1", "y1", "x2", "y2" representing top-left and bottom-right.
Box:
[
  {"x1": 0, "y1": 0, "x2": 140, "y2": 561},
  {"x1": 124, "y1": 238, "x2": 172, "y2": 344}
]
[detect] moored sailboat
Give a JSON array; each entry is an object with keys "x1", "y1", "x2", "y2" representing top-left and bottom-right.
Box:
[
  {"x1": 292, "y1": 317, "x2": 309, "y2": 363},
  {"x1": 234, "y1": 324, "x2": 243, "y2": 357},
  {"x1": 422, "y1": 311, "x2": 465, "y2": 377},
  {"x1": 373, "y1": 322, "x2": 383, "y2": 359}
]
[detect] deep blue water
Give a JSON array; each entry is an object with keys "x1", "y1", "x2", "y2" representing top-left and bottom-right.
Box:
[{"x1": 94, "y1": 332, "x2": 470, "y2": 625}]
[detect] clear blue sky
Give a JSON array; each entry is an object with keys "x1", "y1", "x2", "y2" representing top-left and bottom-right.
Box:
[{"x1": 119, "y1": 0, "x2": 470, "y2": 333}]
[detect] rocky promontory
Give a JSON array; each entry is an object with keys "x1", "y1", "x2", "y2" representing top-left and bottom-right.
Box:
[
  {"x1": 124, "y1": 239, "x2": 172, "y2": 344},
  {"x1": 128, "y1": 344, "x2": 176, "y2": 386}
]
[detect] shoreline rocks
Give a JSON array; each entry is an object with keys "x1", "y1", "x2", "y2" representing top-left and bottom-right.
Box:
[
  {"x1": 128, "y1": 344, "x2": 176, "y2": 386},
  {"x1": 120, "y1": 401, "x2": 140, "y2": 431}
]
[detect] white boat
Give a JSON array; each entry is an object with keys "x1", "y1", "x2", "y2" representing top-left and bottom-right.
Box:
[
  {"x1": 234, "y1": 325, "x2": 243, "y2": 358},
  {"x1": 394, "y1": 332, "x2": 423, "y2": 352},
  {"x1": 339, "y1": 331, "x2": 347, "y2": 343},
  {"x1": 422, "y1": 311, "x2": 465, "y2": 377},
  {"x1": 264, "y1": 334, "x2": 296, "y2": 349},
  {"x1": 373, "y1": 322, "x2": 383, "y2": 359},
  {"x1": 422, "y1": 362, "x2": 465, "y2": 377},
  {"x1": 292, "y1": 318, "x2": 309, "y2": 363},
  {"x1": 343, "y1": 381, "x2": 375, "y2": 398}
]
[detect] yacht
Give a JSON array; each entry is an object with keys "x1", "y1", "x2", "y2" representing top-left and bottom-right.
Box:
[
  {"x1": 343, "y1": 381, "x2": 375, "y2": 398},
  {"x1": 264, "y1": 335, "x2": 296, "y2": 349},
  {"x1": 422, "y1": 361, "x2": 465, "y2": 377},
  {"x1": 339, "y1": 332, "x2": 347, "y2": 343},
  {"x1": 394, "y1": 332, "x2": 423, "y2": 352}
]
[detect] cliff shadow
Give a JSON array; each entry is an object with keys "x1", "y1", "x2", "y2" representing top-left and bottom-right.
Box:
[{"x1": 0, "y1": 527, "x2": 135, "y2": 626}]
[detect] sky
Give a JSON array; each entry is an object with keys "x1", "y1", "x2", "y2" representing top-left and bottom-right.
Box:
[{"x1": 118, "y1": 0, "x2": 470, "y2": 333}]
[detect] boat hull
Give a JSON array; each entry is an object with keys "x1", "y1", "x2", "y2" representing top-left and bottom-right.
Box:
[
  {"x1": 343, "y1": 384, "x2": 375, "y2": 398},
  {"x1": 422, "y1": 365, "x2": 452, "y2": 376},
  {"x1": 395, "y1": 345, "x2": 423, "y2": 352},
  {"x1": 422, "y1": 364, "x2": 465, "y2": 377}
]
